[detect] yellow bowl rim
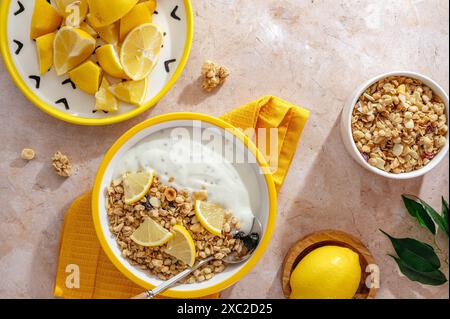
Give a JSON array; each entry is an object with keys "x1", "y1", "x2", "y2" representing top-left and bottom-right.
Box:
[
  {"x1": 92, "y1": 112, "x2": 278, "y2": 298},
  {"x1": 0, "y1": 0, "x2": 194, "y2": 126}
]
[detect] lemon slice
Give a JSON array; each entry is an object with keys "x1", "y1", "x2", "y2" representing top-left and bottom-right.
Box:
[
  {"x1": 120, "y1": 23, "x2": 163, "y2": 81},
  {"x1": 119, "y1": 2, "x2": 153, "y2": 42},
  {"x1": 68, "y1": 60, "x2": 102, "y2": 95},
  {"x1": 96, "y1": 44, "x2": 128, "y2": 79},
  {"x1": 53, "y1": 26, "x2": 96, "y2": 75},
  {"x1": 123, "y1": 169, "x2": 154, "y2": 204},
  {"x1": 165, "y1": 225, "x2": 196, "y2": 267},
  {"x1": 109, "y1": 78, "x2": 148, "y2": 106},
  {"x1": 88, "y1": 0, "x2": 138, "y2": 27},
  {"x1": 55, "y1": 0, "x2": 88, "y2": 22},
  {"x1": 30, "y1": 0, "x2": 63, "y2": 40},
  {"x1": 35, "y1": 32, "x2": 56, "y2": 75},
  {"x1": 94, "y1": 78, "x2": 119, "y2": 113},
  {"x1": 194, "y1": 200, "x2": 225, "y2": 236},
  {"x1": 130, "y1": 217, "x2": 173, "y2": 247}
]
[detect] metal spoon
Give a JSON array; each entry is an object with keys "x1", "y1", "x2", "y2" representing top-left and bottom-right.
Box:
[{"x1": 131, "y1": 218, "x2": 262, "y2": 299}]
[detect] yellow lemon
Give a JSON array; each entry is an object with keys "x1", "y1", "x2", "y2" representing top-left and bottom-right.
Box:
[
  {"x1": 289, "y1": 246, "x2": 361, "y2": 299},
  {"x1": 95, "y1": 44, "x2": 128, "y2": 79},
  {"x1": 79, "y1": 21, "x2": 98, "y2": 38},
  {"x1": 120, "y1": 23, "x2": 163, "y2": 80},
  {"x1": 86, "y1": 15, "x2": 120, "y2": 45},
  {"x1": 68, "y1": 60, "x2": 102, "y2": 95},
  {"x1": 194, "y1": 200, "x2": 225, "y2": 236},
  {"x1": 109, "y1": 78, "x2": 148, "y2": 106},
  {"x1": 143, "y1": 0, "x2": 157, "y2": 14},
  {"x1": 165, "y1": 225, "x2": 196, "y2": 267},
  {"x1": 55, "y1": 0, "x2": 88, "y2": 23},
  {"x1": 123, "y1": 169, "x2": 154, "y2": 204},
  {"x1": 30, "y1": 0, "x2": 63, "y2": 40},
  {"x1": 94, "y1": 78, "x2": 119, "y2": 113},
  {"x1": 119, "y1": 2, "x2": 153, "y2": 42},
  {"x1": 53, "y1": 26, "x2": 96, "y2": 75},
  {"x1": 87, "y1": 0, "x2": 138, "y2": 27},
  {"x1": 35, "y1": 32, "x2": 56, "y2": 75},
  {"x1": 130, "y1": 217, "x2": 173, "y2": 247}
]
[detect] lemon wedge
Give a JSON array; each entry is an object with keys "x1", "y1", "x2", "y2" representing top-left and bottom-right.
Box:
[
  {"x1": 79, "y1": 21, "x2": 98, "y2": 38},
  {"x1": 96, "y1": 44, "x2": 128, "y2": 79},
  {"x1": 55, "y1": 0, "x2": 88, "y2": 22},
  {"x1": 123, "y1": 169, "x2": 154, "y2": 204},
  {"x1": 35, "y1": 32, "x2": 56, "y2": 75},
  {"x1": 53, "y1": 26, "x2": 96, "y2": 75},
  {"x1": 119, "y1": 2, "x2": 153, "y2": 42},
  {"x1": 109, "y1": 78, "x2": 148, "y2": 106},
  {"x1": 87, "y1": 0, "x2": 138, "y2": 27},
  {"x1": 94, "y1": 78, "x2": 119, "y2": 113},
  {"x1": 194, "y1": 200, "x2": 225, "y2": 236},
  {"x1": 130, "y1": 217, "x2": 173, "y2": 247},
  {"x1": 165, "y1": 225, "x2": 196, "y2": 267},
  {"x1": 68, "y1": 61, "x2": 102, "y2": 95},
  {"x1": 87, "y1": 16, "x2": 120, "y2": 45},
  {"x1": 30, "y1": 0, "x2": 63, "y2": 40},
  {"x1": 120, "y1": 23, "x2": 163, "y2": 81}
]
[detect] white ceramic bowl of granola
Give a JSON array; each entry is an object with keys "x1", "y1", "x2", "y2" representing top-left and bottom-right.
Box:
[
  {"x1": 92, "y1": 112, "x2": 277, "y2": 298},
  {"x1": 340, "y1": 71, "x2": 449, "y2": 180}
]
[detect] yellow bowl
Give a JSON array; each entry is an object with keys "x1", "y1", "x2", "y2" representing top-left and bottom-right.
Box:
[
  {"x1": 92, "y1": 113, "x2": 278, "y2": 298},
  {"x1": 0, "y1": 0, "x2": 193, "y2": 125}
]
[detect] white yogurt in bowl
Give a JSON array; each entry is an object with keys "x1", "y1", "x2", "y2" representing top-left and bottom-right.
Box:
[
  {"x1": 92, "y1": 114, "x2": 277, "y2": 298},
  {"x1": 114, "y1": 126, "x2": 256, "y2": 233}
]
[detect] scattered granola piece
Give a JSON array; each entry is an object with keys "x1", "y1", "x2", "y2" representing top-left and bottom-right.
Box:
[
  {"x1": 21, "y1": 148, "x2": 35, "y2": 161},
  {"x1": 201, "y1": 60, "x2": 229, "y2": 92},
  {"x1": 52, "y1": 151, "x2": 72, "y2": 177}
]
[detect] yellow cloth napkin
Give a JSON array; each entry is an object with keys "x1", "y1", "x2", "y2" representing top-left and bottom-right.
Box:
[{"x1": 54, "y1": 96, "x2": 309, "y2": 299}]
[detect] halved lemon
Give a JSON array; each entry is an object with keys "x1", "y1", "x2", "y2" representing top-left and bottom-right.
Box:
[
  {"x1": 123, "y1": 169, "x2": 154, "y2": 204},
  {"x1": 68, "y1": 60, "x2": 102, "y2": 95},
  {"x1": 109, "y1": 78, "x2": 148, "y2": 105},
  {"x1": 119, "y1": 2, "x2": 153, "y2": 42},
  {"x1": 94, "y1": 78, "x2": 119, "y2": 113},
  {"x1": 194, "y1": 200, "x2": 225, "y2": 236},
  {"x1": 165, "y1": 225, "x2": 196, "y2": 267},
  {"x1": 36, "y1": 32, "x2": 56, "y2": 75},
  {"x1": 88, "y1": 0, "x2": 138, "y2": 27},
  {"x1": 30, "y1": 0, "x2": 63, "y2": 40},
  {"x1": 53, "y1": 27, "x2": 96, "y2": 75},
  {"x1": 130, "y1": 217, "x2": 173, "y2": 247},
  {"x1": 96, "y1": 44, "x2": 128, "y2": 78},
  {"x1": 120, "y1": 23, "x2": 163, "y2": 81}
]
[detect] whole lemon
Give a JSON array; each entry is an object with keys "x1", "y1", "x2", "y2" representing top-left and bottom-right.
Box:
[{"x1": 289, "y1": 245, "x2": 361, "y2": 299}]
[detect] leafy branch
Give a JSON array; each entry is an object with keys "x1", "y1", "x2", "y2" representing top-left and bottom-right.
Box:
[{"x1": 380, "y1": 195, "x2": 449, "y2": 286}]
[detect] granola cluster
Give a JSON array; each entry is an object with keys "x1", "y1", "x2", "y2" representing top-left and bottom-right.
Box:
[
  {"x1": 352, "y1": 76, "x2": 448, "y2": 173},
  {"x1": 106, "y1": 175, "x2": 245, "y2": 283},
  {"x1": 52, "y1": 151, "x2": 72, "y2": 177},
  {"x1": 201, "y1": 60, "x2": 229, "y2": 92},
  {"x1": 21, "y1": 148, "x2": 35, "y2": 161}
]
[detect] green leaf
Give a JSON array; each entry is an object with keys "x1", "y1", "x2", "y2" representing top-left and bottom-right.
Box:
[
  {"x1": 442, "y1": 197, "x2": 449, "y2": 232},
  {"x1": 419, "y1": 198, "x2": 449, "y2": 237},
  {"x1": 389, "y1": 255, "x2": 447, "y2": 286},
  {"x1": 402, "y1": 195, "x2": 436, "y2": 235},
  {"x1": 380, "y1": 229, "x2": 440, "y2": 272}
]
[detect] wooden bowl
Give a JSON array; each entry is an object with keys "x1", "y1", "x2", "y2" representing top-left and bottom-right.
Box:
[{"x1": 281, "y1": 229, "x2": 378, "y2": 299}]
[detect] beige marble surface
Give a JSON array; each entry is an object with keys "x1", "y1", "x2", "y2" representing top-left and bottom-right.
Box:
[{"x1": 0, "y1": 0, "x2": 449, "y2": 299}]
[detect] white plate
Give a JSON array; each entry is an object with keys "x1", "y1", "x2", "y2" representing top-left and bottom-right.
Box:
[{"x1": 0, "y1": 0, "x2": 193, "y2": 125}]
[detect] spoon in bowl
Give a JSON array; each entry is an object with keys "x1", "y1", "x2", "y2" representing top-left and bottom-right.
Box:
[{"x1": 131, "y1": 218, "x2": 262, "y2": 299}]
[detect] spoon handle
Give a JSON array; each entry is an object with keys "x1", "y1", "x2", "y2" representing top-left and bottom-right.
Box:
[{"x1": 131, "y1": 256, "x2": 214, "y2": 299}]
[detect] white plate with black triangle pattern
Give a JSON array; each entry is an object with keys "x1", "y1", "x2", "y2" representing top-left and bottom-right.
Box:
[{"x1": 0, "y1": 0, "x2": 193, "y2": 125}]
